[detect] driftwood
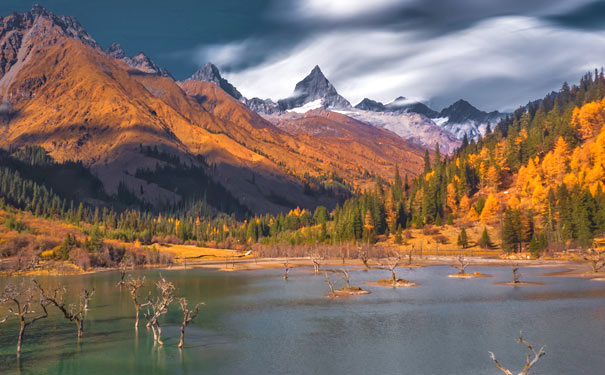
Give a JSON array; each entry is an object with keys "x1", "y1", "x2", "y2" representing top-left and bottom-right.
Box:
[
  {"x1": 1, "y1": 283, "x2": 49, "y2": 354},
  {"x1": 144, "y1": 277, "x2": 175, "y2": 345},
  {"x1": 178, "y1": 298, "x2": 203, "y2": 349},
  {"x1": 489, "y1": 331, "x2": 546, "y2": 375}
]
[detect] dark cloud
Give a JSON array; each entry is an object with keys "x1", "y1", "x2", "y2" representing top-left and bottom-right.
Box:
[{"x1": 1, "y1": 0, "x2": 603, "y2": 110}]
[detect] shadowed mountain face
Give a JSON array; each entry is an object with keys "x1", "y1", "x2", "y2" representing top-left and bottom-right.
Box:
[{"x1": 0, "y1": 5, "x2": 426, "y2": 214}]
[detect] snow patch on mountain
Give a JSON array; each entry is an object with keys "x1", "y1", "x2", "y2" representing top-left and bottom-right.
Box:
[{"x1": 287, "y1": 99, "x2": 323, "y2": 114}]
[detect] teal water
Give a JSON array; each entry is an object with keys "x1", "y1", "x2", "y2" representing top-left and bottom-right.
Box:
[{"x1": 1, "y1": 266, "x2": 604, "y2": 374}]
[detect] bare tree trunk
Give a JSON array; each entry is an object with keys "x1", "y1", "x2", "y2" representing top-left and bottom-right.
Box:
[
  {"x1": 178, "y1": 323, "x2": 186, "y2": 349},
  {"x1": 17, "y1": 321, "x2": 25, "y2": 355},
  {"x1": 156, "y1": 324, "x2": 163, "y2": 345},
  {"x1": 76, "y1": 319, "x2": 83, "y2": 338},
  {"x1": 135, "y1": 305, "x2": 140, "y2": 328}
]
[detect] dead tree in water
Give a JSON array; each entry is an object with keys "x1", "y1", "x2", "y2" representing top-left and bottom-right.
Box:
[
  {"x1": 359, "y1": 250, "x2": 371, "y2": 270},
  {"x1": 283, "y1": 260, "x2": 290, "y2": 280},
  {"x1": 144, "y1": 276, "x2": 175, "y2": 345},
  {"x1": 120, "y1": 276, "x2": 148, "y2": 329},
  {"x1": 178, "y1": 298, "x2": 203, "y2": 349},
  {"x1": 311, "y1": 253, "x2": 323, "y2": 273},
  {"x1": 386, "y1": 254, "x2": 402, "y2": 285},
  {"x1": 1, "y1": 283, "x2": 49, "y2": 355},
  {"x1": 512, "y1": 264, "x2": 521, "y2": 284},
  {"x1": 489, "y1": 331, "x2": 546, "y2": 375},
  {"x1": 339, "y1": 268, "x2": 351, "y2": 288},
  {"x1": 454, "y1": 254, "x2": 469, "y2": 274},
  {"x1": 82, "y1": 288, "x2": 95, "y2": 311},
  {"x1": 406, "y1": 249, "x2": 414, "y2": 266},
  {"x1": 324, "y1": 272, "x2": 336, "y2": 297},
  {"x1": 582, "y1": 249, "x2": 605, "y2": 273},
  {"x1": 35, "y1": 280, "x2": 92, "y2": 339}
]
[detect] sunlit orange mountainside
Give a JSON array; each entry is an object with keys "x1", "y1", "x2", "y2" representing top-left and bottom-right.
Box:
[{"x1": 0, "y1": 6, "x2": 425, "y2": 214}]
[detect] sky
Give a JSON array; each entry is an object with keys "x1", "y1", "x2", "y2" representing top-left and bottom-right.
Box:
[{"x1": 3, "y1": 1, "x2": 605, "y2": 111}]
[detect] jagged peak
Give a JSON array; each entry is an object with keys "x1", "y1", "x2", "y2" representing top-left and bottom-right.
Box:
[
  {"x1": 1, "y1": 4, "x2": 100, "y2": 50},
  {"x1": 189, "y1": 62, "x2": 223, "y2": 82},
  {"x1": 107, "y1": 42, "x2": 126, "y2": 59},
  {"x1": 187, "y1": 62, "x2": 243, "y2": 100}
]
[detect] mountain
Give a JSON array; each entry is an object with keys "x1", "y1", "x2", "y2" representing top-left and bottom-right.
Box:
[
  {"x1": 277, "y1": 65, "x2": 351, "y2": 111},
  {"x1": 0, "y1": 5, "x2": 426, "y2": 215},
  {"x1": 245, "y1": 97, "x2": 280, "y2": 114},
  {"x1": 334, "y1": 108, "x2": 461, "y2": 154},
  {"x1": 185, "y1": 62, "x2": 243, "y2": 100},
  {"x1": 106, "y1": 42, "x2": 172, "y2": 78},
  {"x1": 355, "y1": 96, "x2": 439, "y2": 118},
  {"x1": 355, "y1": 98, "x2": 386, "y2": 112},
  {"x1": 436, "y1": 99, "x2": 504, "y2": 139}
]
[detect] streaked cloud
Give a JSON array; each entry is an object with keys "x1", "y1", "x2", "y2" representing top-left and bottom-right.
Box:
[
  {"x1": 218, "y1": 15, "x2": 605, "y2": 110},
  {"x1": 294, "y1": 0, "x2": 410, "y2": 21}
]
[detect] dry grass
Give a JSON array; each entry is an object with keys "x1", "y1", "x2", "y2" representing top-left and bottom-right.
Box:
[{"x1": 156, "y1": 244, "x2": 252, "y2": 260}]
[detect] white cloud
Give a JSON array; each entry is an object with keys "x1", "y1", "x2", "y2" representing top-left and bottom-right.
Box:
[
  {"x1": 216, "y1": 16, "x2": 605, "y2": 110},
  {"x1": 295, "y1": 0, "x2": 411, "y2": 20}
]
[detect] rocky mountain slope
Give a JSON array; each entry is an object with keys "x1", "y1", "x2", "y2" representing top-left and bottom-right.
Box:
[
  {"x1": 106, "y1": 42, "x2": 172, "y2": 78},
  {"x1": 0, "y1": 5, "x2": 426, "y2": 214}
]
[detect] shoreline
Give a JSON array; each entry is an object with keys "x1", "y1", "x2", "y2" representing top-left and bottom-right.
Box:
[{"x1": 3, "y1": 254, "x2": 601, "y2": 279}]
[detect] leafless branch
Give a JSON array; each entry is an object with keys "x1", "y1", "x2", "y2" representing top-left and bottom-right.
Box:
[
  {"x1": 1, "y1": 282, "x2": 49, "y2": 354},
  {"x1": 489, "y1": 331, "x2": 546, "y2": 375},
  {"x1": 143, "y1": 276, "x2": 175, "y2": 345},
  {"x1": 35, "y1": 280, "x2": 91, "y2": 339},
  {"x1": 178, "y1": 298, "x2": 204, "y2": 349},
  {"x1": 454, "y1": 254, "x2": 469, "y2": 274}
]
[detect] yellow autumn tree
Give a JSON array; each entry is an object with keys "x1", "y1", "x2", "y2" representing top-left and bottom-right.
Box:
[
  {"x1": 571, "y1": 98, "x2": 605, "y2": 139},
  {"x1": 480, "y1": 193, "x2": 499, "y2": 223},
  {"x1": 446, "y1": 182, "x2": 458, "y2": 214},
  {"x1": 486, "y1": 165, "x2": 500, "y2": 191}
]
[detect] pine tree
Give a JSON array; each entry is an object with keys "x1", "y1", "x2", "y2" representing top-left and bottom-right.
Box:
[
  {"x1": 479, "y1": 227, "x2": 492, "y2": 249},
  {"x1": 457, "y1": 228, "x2": 468, "y2": 249}
]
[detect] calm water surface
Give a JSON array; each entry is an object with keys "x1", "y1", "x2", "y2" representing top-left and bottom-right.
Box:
[{"x1": 1, "y1": 266, "x2": 604, "y2": 374}]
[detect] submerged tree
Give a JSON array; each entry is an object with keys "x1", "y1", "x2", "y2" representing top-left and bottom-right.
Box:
[
  {"x1": 144, "y1": 276, "x2": 175, "y2": 345},
  {"x1": 35, "y1": 281, "x2": 93, "y2": 338},
  {"x1": 489, "y1": 331, "x2": 546, "y2": 375},
  {"x1": 283, "y1": 260, "x2": 290, "y2": 280},
  {"x1": 512, "y1": 264, "x2": 522, "y2": 284},
  {"x1": 119, "y1": 276, "x2": 148, "y2": 328},
  {"x1": 359, "y1": 250, "x2": 371, "y2": 270},
  {"x1": 324, "y1": 272, "x2": 336, "y2": 297},
  {"x1": 178, "y1": 298, "x2": 203, "y2": 349},
  {"x1": 1, "y1": 282, "x2": 49, "y2": 355},
  {"x1": 311, "y1": 253, "x2": 323, "y2": 273}
]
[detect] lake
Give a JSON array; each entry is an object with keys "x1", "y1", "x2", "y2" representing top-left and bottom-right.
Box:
[{"x1": 1, "y1": 265, "x2": 604, "y2": 374}]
